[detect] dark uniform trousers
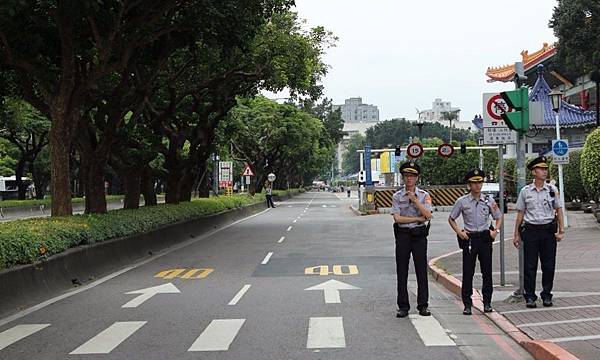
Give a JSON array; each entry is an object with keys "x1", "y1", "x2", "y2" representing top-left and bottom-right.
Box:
[
  {"x1": 461, "y1": 231, "x2": 493, "y2": 306},
  {"x1": 394, "y1": 225, "x2": 428, "y2": 311},
  {"x1": 522, "y1": 224, "x2": 557, "y2": 302}
]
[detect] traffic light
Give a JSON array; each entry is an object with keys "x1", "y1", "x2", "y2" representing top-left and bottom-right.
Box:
[
  {"x1": 395, "y1": 146, "x2": 401, "y2": 156},
  {"x1": 500, "y1": 86, "x2": 529, "y2": 134},
  {"x1": 460, "y1": 143, "x2": 466, "y2": 154}
]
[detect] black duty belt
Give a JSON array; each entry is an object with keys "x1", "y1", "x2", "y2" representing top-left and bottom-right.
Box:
[
  {"x1": 467, "y1": 230, "x2": 489, "y2": 238},
  {"x1": 394, "y1": 224, "x2": 429, "y2": 237},
  {"x1": 523, "y1": 222, "x2": 554, "y2": 230}
]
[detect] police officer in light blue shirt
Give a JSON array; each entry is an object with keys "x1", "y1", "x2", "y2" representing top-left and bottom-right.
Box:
[
  {"x1": 448, "y1": 169, "x2": 502, "y2": 315},
  {"x1": 391, "y1": 162, "x2": 433, "y2": 318},
  {"x1": 513, "y1": 156, "x2": 565, "y2": 308}
]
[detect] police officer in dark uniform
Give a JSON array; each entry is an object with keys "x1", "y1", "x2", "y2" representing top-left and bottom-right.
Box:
[
  {"x1": 513, "y1": 156, "x2": 565, "y2": 308},
  {"x1": 391, "y1": 162, "x2": 433, "y2": 318},
  {"x1": 448, "y1": 169, "x2": 503, "y2": 315}
]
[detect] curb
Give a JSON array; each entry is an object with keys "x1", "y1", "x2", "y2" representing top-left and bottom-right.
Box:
[{"x1": 428, "y1": 252, "x2": 579, "y2": 360}]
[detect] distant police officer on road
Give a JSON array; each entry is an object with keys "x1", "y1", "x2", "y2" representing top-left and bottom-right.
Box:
[
  {"x1": 391, "y1": 162, "x2": 433, "y2": 318},
  {"x1": 448, "y1": 169, "x2": 503, "y2": 315},
  {"x1": 513, "y1": 156, "x2": 565, "y2": 308}
]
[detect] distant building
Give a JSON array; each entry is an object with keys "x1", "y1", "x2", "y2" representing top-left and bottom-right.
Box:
[
  {"x1": 418, "y1": 98, "x2": 471, "y2": 130},
  {"x1": 333, "y1": 97, "x2": 379, "y2": 123}
]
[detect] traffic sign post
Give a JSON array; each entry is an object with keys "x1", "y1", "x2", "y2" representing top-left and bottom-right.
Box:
[
  {"x1": 406, "y1": 143, "x2": 424, "y2": 158},
  {"x1": 437, "y1": 143, "x2": 454, "y2": 158},
  {"x1": 552, "y1": 139, "x2": 569, "y2": 164},
  {"x1": 482, "y1": 93, "x2": 517, "y2": 145}
]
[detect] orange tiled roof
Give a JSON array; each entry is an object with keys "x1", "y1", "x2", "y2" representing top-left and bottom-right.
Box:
[{"x1": 485, "y1": 43, "x2": 557, "y2": 82}]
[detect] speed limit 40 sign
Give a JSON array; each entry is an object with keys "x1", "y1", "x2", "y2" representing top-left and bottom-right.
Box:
[
  {"x1": 406, "y1": 143, "x2": 424, "y2": 158},
  {"x1": 437, "y1": 143, "x2": 454, "y2": 158}
]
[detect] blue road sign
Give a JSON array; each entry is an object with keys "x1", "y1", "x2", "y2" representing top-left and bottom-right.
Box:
[
  {"x1": 552, "y1": 140, "x2": 569, "y2": 157},
  {"x1": 364, "y1": 145, "x2": 372, "y2": 186}
]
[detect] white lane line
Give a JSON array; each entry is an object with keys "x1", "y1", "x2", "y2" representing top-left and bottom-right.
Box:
[
  {"x1": 70, "y1": 321, "x2": 147, "y2": 354},
  {"x1": 188, "y1": 319, "x2": 245, "y2": 351},
  {"x1": 307, "y1": 317, "x2": 345, "y2": 349},
  {"x1": 228, "y1": 285, "x2": 251, "y2": 306},
  {"x1": 548, "y1": 334, "x2": 600, "y2": 343},
  {"x1": 0, "y1": 209, "x2": 271, "y2": 328},
  {"x1": 278, "y1": 236, "x2": 285, "y2": 244},
  {"x1": 408, "y1": 315, "x2": 456, "y2": 346},
  {"x1": 286, "y1": 226, "x2": 293, "y2": 232},
  {"x1": 502, "y1": 304, "x2": 600, "y2": 314},
  {"x1": 0, "y1": 324, "x2": 50, "y2": 351},
  {"x1": 293, "y1": 219, "x2": 297, "y2": 223},
  {"x1": 518, "y1": 316, "x2": 600, "y2": 328},
  {"x1": 261, "y1": 252, "x2": 274, "y2": 265}
]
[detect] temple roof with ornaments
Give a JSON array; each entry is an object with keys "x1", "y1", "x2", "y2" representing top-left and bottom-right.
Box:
[{"x1": 486, "y1": 43, "x2": 556, "y2": 83}]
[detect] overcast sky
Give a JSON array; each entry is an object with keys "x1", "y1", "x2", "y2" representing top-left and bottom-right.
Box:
[{"x1": 281, "y1": 0, "x2": 558, "y2": 123}]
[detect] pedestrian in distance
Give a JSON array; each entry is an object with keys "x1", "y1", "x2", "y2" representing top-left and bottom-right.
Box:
[
  {"x1": 265, "y1": 180, "x2": 276, "y2": 208},
  {"x1": 448, "y1": 169, "x2": 503, "y2": 315},
  {"x1": 391, "y1": 161, "x2": 433, "y2": 318},
  {"x1": 513, "y1": 156, "x2": 565, "y2": 308}
]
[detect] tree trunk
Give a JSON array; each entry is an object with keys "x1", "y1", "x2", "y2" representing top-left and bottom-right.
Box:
[
  {"x1": 15, "y1": 157, "x2": 27, "y2": 200},
  {"x1": 80, "y1": 149, "x2": 108, "y2": 214},
  {"x1": 165, "y1": 168, "x2": 182, "y2": 204},
  {"x1": 141, "y1": 167, "x2": 157, "y2": 206},
  {"x1": 123, "y1": 170, "x2": 141, "y2": 210},
  {"x1": 178, "y1": 170, "x2": 194, "y2": 202},
  {"x1": 49, "y1": 124, "x2": 73, "y2": 216}
]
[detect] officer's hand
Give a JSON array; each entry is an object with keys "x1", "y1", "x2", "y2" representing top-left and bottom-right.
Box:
[
  {"x1": 513, "y1": 235, "x2": 520, "y2": 249},
  {"x1": 458, "y1": 229, "x2": 469, "y2": 241},
  {"x1": 555, "y1": 232, "x2": 564, "y2": 242},
  {"x1": 490, "y1": 229, "x2": 498, "y2": 240},
  {"x1": 407, "y1": 192, "x2": 418, "y2": 203}
]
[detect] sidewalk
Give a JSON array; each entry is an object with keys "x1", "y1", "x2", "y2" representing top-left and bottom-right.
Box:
[{"x1": 433, "y1": 211, "x2": 600, "y2": 360}]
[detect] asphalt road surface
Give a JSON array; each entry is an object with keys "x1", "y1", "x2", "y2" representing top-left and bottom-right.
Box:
[{"x1": 0, "y1": 191, "x2": 531, "y2": 359}]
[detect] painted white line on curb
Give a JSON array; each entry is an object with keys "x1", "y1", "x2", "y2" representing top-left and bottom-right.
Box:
[
  {"x1": 228, "y1": 285, "x2": 251, "y2": 306},
  {"x1": 261, "y1": 252, "x2": 274, "y2": 265}
]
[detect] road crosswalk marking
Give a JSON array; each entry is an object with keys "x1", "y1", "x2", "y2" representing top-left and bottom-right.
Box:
[
  {"x1": 0, "y1": 324, "x2": 50, "y2": 351},
  {"x1": 409, "y1": 315, "x2": 456, "y2": 346},
  {"x1": 188, "y1": 319, "x2": 245, "y2": 351},
  {"x1": 70, "y1": 321, "x2": 147, "y2": 354},
  {"x1": 307, "y1": 317, "x2": 345, "y2": 349}
]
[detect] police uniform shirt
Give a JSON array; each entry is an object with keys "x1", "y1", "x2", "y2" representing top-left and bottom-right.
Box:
[
  {"x1": 449, "y1": 193, "x2": 502, "y2": 232},
  {"x1": 391, "y1": 187, "x2": 433, "y2": 228},
  {"x1": 516, "y1": 182, "x2": 563, "y2": 225}
]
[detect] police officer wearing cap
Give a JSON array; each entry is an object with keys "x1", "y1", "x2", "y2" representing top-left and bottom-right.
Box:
[
  {"x1": 513, "y1": 156, "x2": 565, "y2": 308},
  {"x1": 391, "y1": 161, "x2": 433, "y2": 318},
  {"x1": 448, "y1": 169, "x2": 503, "y2": 315}
]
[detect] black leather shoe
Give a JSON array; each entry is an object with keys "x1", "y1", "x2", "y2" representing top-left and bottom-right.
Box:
[
  {"x1": 463, "y1": 305, "x2": 472, "y2": 315},
  {"x1": 526, "y1": 299, "x2": 537, "y2": 308},
  {"x1": 484, "y1": 303, "x2": 493, "y2": 313},
  {"x1": 543, "y1": 299, "x2": 553, "y2": 307},
  {"x1": 418, "y1": 308, "x2": 431, "y2": 316},
  {"x1": 396, "y1": 309, "x2": 409, "y2": 318}
]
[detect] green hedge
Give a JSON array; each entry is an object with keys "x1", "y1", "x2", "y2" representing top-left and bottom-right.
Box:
[
  {"x1": 0, "y1": 194, "x2": 265, "y2": 270},
  {"x1": 581, "y1": 128, "x2": 600, "y2": 201},
  {"x1": 550, "y1": 149, "x2": 587, "y2": 201}
]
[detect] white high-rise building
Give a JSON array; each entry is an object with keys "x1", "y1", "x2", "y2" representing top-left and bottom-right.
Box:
[
  {"x1": 418, "y1": 98, "x2": 471, "y2": 130},
  {"x1": 333, "y1": 97, "x2": 379, "y2": 123}
]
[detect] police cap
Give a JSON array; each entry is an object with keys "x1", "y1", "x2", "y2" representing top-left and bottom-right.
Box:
[
  {"x1": 527, "y1": 156, "x2": 549, "y2": 170},
  {"x1": 400, "y1": 161, "x2": 420, "y2": 175},
  {"x1": 464, "y1": 169, "x2": 485, "y2": 183}
]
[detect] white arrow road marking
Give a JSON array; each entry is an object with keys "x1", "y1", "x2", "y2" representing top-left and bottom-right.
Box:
[
  {"x1": 122, "y1": 283, "x2": 180, "y2": 308},
  {"x1": 409, "y1": 315, "x2": 456, "y2": 346},
  {"x1": 0, "y1": 324, "x2": 50, "y2": 351},
  {"x1": 307, "y1": 317, "x2": 345, "y2": 349},
  {"x1": 228, "y1": 285, "x2": 251, "y2": 306},
  {"x1": 70, "y1": 321, "x2": 147, "y2": 354},
  {"x1": 188, "y1": 319, "x2": 245, "y2": 351},
  {"x1": 305, "y1": 280, "x2": 360, "y2": 304}
]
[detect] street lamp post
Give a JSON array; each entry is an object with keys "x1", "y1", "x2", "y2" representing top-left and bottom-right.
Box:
[{"x1": 549, "y1": 89, "x2": 569, "y2": 228}]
